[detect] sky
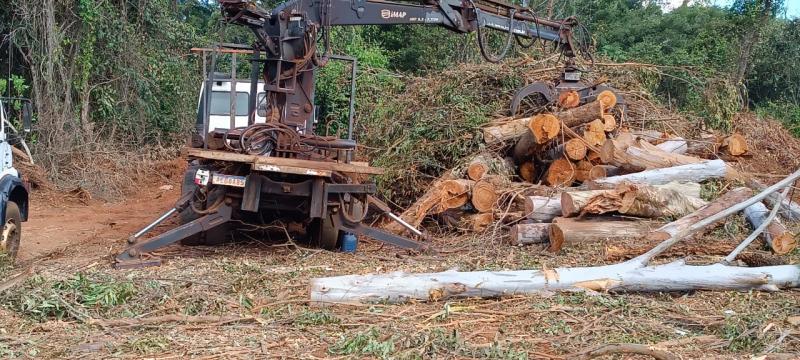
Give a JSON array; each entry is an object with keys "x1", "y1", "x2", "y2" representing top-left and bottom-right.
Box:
[{"x1": 662, "y1": 0, "x2": 800, "y2": 18}]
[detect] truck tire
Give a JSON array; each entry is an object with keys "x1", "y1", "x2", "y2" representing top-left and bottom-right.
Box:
[
  {"x1": 178, "y1": 166, "x2": 231, "y2": 246},
  {"x1": 0, "y1": 201, "x2": 21, "y2": 262},
  {"x1": 308, "y1": 214, "x2": 340, "y2": 251}
]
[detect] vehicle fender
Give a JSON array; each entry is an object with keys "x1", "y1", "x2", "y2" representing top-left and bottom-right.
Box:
[{"x1": 0, "y1": 174, "x2": 28, "y2": 223}]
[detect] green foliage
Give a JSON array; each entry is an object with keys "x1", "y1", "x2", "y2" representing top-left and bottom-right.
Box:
[
  {"x1": 5, "y1": 273, "x2": 136, "y2": 321},
  {"x1": 756, "y1": 101, "x2": 800, "y2": 135},
  {"x1": 329, "y1": 328, "x2": 396, "y2": 358}
]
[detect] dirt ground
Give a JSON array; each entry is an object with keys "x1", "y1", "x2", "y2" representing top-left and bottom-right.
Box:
[
  {"x1": 0, "y1": 178, "x2": 798, "y2": 359},
  {"x1": 0, "y1": 112, "x2": 799, "y2": 359}
]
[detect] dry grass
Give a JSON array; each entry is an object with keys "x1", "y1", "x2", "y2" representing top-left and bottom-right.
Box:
[{"x1": 0, "y1": 225, "x2": 798, "y2": 359}]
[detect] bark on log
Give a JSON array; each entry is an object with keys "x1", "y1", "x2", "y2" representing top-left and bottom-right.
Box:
[
  {"x1": 384, "y1": 172, "x2": 457, "y2": 233},
  {"x1": 310, "y1": 260, "x2": 800, "y2": 304},
  {"x1": 471, "y1": 179, "x2": 498, "y2": 213},
  {"x1": 722, "y1": 134, "x2": 748, "y2": 156},
  {"x1": 511, "y1": 223, "x2": 550, "y2": 245},
  {"x1": 519, "y1": 162, "x2": 536, "y2": 183},
  {"x1": 545, "y1": 158, "x2": 576, "y2": 186},
  {"x1": 644, "y1": 187, "x2": 752, "y2": 243},
  {"x1": 482, "y1": 117, "x2": 531, "y2": 144},
  {"x1": 564, "y1": 138, "x2": 588, "y2": 161},
  {"x1": 465, "y1": 154, "x2": 513, "y2": 181},
  {"x1": 523, "y1": 195, "x2": 562, "y2": 222},
  {"x1": 583, "y1": 119, "x2": 607, "y2": 147},
  {"x1": 590, "y1": 159, "x2": 728, "y2": 187},
  {"x1": 557, "y1": 100, "x2": 605, "y2": 128},
  {"x1": 560, "y1": 184, "x2": 705, "y2": 218},
  {"x1": 549, "y1": 217, "x2": 656, "y2": 252},
  {"x1": 743, "y1": 202, "x2": 797, "y2": 254}
]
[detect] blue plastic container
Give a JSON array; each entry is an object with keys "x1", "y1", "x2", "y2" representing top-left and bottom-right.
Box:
[{"x1": 340, "y1": 232, "x2": 358, "y2": 253}]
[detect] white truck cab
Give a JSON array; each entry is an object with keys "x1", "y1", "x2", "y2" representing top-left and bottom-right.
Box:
[
  {"x1": 197, "y1": 78, "x2": 269, "y2": 133},
  {"x1": 0, "y1": 98, "x2": 30, "y2": 262}
]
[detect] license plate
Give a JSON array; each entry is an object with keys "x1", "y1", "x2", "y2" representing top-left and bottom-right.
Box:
[{"x1": 212, "y1": 173, "x2": 247, "y2": 188}]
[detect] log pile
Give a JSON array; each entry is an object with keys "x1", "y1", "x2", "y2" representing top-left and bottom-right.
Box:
[{"x1": 385, "y1": 91, "x2": 797, "y2": 258}]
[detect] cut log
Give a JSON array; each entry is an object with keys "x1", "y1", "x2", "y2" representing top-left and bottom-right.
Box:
[
  {"x1": 466, "y1": 156, "x2": 491, "y2": 181},
  {"x1": 471, "y1": 179, "x2": 498, "y2": 213},
  {"x1": 511, "y1": 223, "x2": 550, "y2": 245},
  {"x1": 384, "y1": 172, "x2": 456, "y2": 233},
  {"x1": 519, "y1": 162, "x2": 536, "y2": 183},
  {"x1": 560, "y1": 184, "x2": 705, "y2": 218},
  {"x1": 439, "y1": 179, "x2": 474, "y2": 210},
  {"x1": 564, "y1": 138, "x2": 588, "y2": 160},
  {"x1": 644, "y1": 187, "x2": 752, "y2": 243},
  {"x1": 310, "y1": 261, "x2": 800, "y2": 304},
  {"x1": 574, "y1": 160, "x2": 594, "y2": 182},
  {"x1": 545, "y1": 158, "x2": 576, "y2": 186},
  {"x1": 588, "y1": 165, "x2": 620, "y2": 180},
  {"x1": 465, "y1": 154, "x2": 513, "y2": 181},
  {"x1": 590, "y1": 159, "x2": 728, "y2": 187},
  {"x1": 482, "y1": 116, "x2": 531, "y2": 144},
  {"x1": 654, "y1": 137, "x2": 688, "y2": 154},
  {"x1": 558, "y1": 90, "x2": 580, "y2": 109},
  {"x1": 743, "y1": 202, "x2": 797, "y2": 254},
  {"x1": 556, "y1": 100, "x2": 605, "y2": 128},
  {"x1": 467, "y1": 213, "x2": 495, "y2": 232},
  {"x1": 512, "y1": 132, "x2": 538, "y2": 162},
  {"x1": 549, "y1": 217, "x2": 656, "y2": 252},
  {"x1": 523, "y1": 195, "x2": 562, "y2": 222},
  {"x1": 746, "y1": 178, "x2": 800, "y2": 221},
  {"x1": 596, "y1": 90, "x2": 617, "y2": 109},
  {"x1": 583, "y1": 119, "x2": 607, "y2": 147},
  {"x1": 602, "y1": 114, "x2": 617, "y2": 132},
  {"x1": 722, "y1": 134, "x2": 748, "y2": 156},
  {"x1": 528, "y1": 114, "x2": 561, "y2": 144},
  {"x1": 586, "y1": 150, "x2": 602, "y2": 164}
]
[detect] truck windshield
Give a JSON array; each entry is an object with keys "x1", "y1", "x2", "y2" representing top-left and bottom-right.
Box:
[{"x1": 210, "y1": 91, "x2": 250, "y2": 116}]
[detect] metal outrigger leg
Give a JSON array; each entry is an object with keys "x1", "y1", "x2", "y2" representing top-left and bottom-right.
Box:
[{"x1": 114, "y1": 193, "x2": 233, "y2": 269}]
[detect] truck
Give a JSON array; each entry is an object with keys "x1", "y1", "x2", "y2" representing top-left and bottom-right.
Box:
[
  {"x1": 0, "y1": 97, "x2": 32, "y2": 263},
  {"x1": 115, "y1": 0, "x2": 619, "y2": 268}
]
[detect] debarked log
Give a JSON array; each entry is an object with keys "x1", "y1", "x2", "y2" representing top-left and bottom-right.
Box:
[
  {"x1": 310, "y1": 261, "x2": 800, "y2": 304},
  {"x1": 743, "y1": 202, "x2": 797, "y2": 255},
  {"x1": 589, "y1": 159, "x2": 728, "y2": 187}
]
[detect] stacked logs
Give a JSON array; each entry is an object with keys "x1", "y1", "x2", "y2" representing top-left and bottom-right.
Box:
[{"x1": 387, "y1": 90, "x2": 796, "y2": 256}]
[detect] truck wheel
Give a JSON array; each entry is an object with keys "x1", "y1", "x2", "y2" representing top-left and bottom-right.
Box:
[
  {"x1": 178, "y1": 166, "x2": 231, "y2": 246},
  {"x1": 309, "y1": 215, "x2": 340, "y2": 250},
  {"x1": 0, "y1": 201, "x2": 21, "y2": 262}
]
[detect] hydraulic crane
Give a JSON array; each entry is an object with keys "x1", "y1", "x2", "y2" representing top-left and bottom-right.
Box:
[{"x1": 115, "y1": 0, "x2": 618, "y2": 268}]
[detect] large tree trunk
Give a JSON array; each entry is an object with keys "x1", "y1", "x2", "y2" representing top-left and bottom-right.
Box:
[
  {"x1": 560, "y1": 184, "x2": 705, "y2": 218},
  {"x1": 548, "y1": 217, "x2": 657, "y2": 252},
  {"x1": 511, "y1": 223, "x2": 550, "y2": 245},
  {"x1": 482, "y1": 116, "x2": 531, "y2": 144},
  {"x1": 310, "y1": 261, "x2": 800, "y2": 304},
  {"x1": 523, "y1": 195, "x2": 562, "y2": 222},
  {"x1": 743, "y1": 202, "x2": 797, "y2": 254},
  {"x1": 589, "y1": 159, "x2": 729, "y2": 187},
  {"x1": 557, "y1": 100, "x2": 605, "y2": 128}
]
